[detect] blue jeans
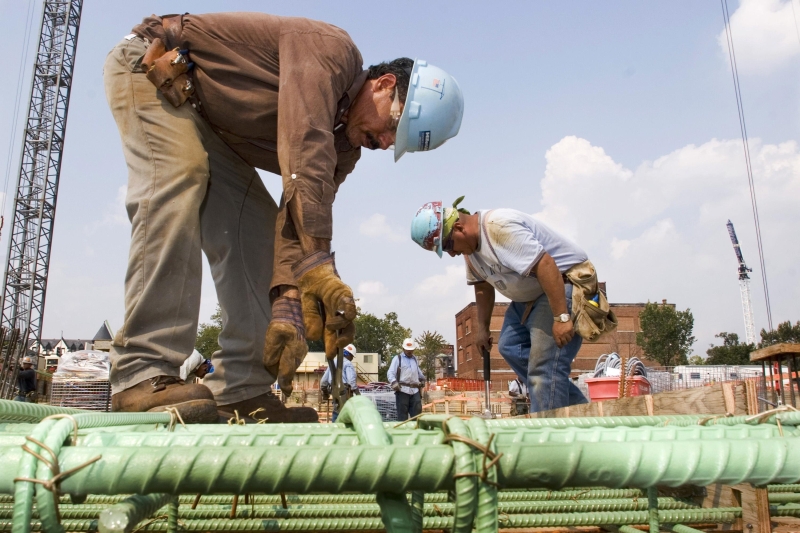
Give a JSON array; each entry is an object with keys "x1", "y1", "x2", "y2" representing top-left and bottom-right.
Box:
[
  {"x1": 14, "y1": 395, "x2": 29, "y2": 402},
  {"x1": 497, "y1": 286, "x2": 587, "y2": 413},
  {"x1": 395, "y1": 391, "x2": 422, "y2": 421}
]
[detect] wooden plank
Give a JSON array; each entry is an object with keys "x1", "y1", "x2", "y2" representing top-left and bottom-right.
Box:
[
  {"x1": 702, "y1": 482, "x2": 739, "y2": 531},
  {"x1": 731, "y1": 483, "x2": 771, "y2": 533},
  {"x1": 751, "y1": 343, "x2": 800, "y2": 362},
  {"x1": 650, "y1": 383, "x2": 728, "y2": 415},
  {"x1": 644, "y1": 394, "x2": 654, "y2": 416},
  {"x1": 600, "y1": 395, "x2": 648, "y2": 417},
  {"x1": 745, "y1": 379, "x2": 760, "y2": 415},
  {"x1": 722, "y1": 382, "x2": 736, "y2": 414}
]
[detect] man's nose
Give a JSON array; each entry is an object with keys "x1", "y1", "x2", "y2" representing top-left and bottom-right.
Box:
[
  {"x1": 378, "y1": 131, "x2": 396, "y2": 150},
  {"x1": 447, "y1": 250, "x2": 457, "y2": 257}
]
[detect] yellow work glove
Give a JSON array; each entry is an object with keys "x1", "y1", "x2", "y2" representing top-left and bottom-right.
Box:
[
  {"x1": 262, "y1": 297, "x2": 307, "y2": 398},
  {"x1": 293, "y1": 251, "x2": 357, "y2": 359}
]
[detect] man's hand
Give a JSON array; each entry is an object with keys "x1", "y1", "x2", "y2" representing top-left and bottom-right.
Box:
[
  {"x1": 391, "y1": 382, "x2": 400, "y2": 392},
  {"x1": 476, "y1": 327, "x2": 493, "y2": 353},
  {"x1": 293, "y1": 251, "x2": 357, "y2": 358},
  {"x1": 263, "y1": 297, "x2": 308, "y2": 397},
  {"x1": 553, "y1": 320, "x2": 575, "y2": 348}
]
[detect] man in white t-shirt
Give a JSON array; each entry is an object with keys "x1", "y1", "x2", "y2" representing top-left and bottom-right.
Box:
[{"x1": 411, "y1": 197, "x2": 589, "y2": 413}]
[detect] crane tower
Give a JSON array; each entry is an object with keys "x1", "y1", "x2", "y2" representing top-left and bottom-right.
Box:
[
  {"x1": 726, "y1": 220, "x2": 756, "y2": 345},
  {"x1": 0, "y1": 0, "x2": 82, "y2": 398}
]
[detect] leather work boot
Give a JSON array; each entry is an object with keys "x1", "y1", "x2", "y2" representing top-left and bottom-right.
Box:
[
  {"x1": 111, "y1": 376, "x2": 218, "y2": 423},
  {"x1": 218, "y1": 390, "x2": 319, "y2": 423}
]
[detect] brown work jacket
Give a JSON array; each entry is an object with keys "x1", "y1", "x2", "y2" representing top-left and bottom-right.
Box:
[{"x1": 133, "y1": 13, "x2": 365, "y2": 283}]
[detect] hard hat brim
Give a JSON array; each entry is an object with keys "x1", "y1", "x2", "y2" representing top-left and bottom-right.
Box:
[{"x1": 393, "y1": 59, "x2": 420, "y2": 163}]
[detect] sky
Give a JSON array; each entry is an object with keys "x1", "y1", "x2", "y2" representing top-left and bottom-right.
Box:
[{"x1": 0, "y1": 0, "x2": 798, "y2": 358}]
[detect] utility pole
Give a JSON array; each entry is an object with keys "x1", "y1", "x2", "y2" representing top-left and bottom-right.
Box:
[
  {"x1": 726, "y1": 220, "x2": 756, "y2": 345},
  {"x1": 0, "y1": 0, "x2": 82, "y2": 398}
]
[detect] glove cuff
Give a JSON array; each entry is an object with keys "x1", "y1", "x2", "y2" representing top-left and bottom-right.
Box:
[
  {"x1": 292, "y1": 250, "x2": 336, "y2": 280},
  {"x1": 271, "y1": 297, "x2": 305, "y2": 339}
]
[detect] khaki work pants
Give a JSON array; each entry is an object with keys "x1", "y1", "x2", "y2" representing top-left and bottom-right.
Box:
[{"x1": 104, "y1": 37, "x2": 276, "y2": 404}]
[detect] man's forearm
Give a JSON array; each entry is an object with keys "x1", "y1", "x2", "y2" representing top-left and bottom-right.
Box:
[
  {"x1": 474, "y1": 282, "x2": 495, "y2": 334},
  {"x1": 531, "y1": 253, "x2": 568, "y2": 316},
  {"x1": 287, "y1": 196, "x2": 331, "y2": 255}
]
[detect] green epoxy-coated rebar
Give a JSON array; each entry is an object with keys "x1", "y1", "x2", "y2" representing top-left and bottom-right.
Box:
[
  {"x1": 467, "y1": 416, "x2": 498, "y2": 533},
  {"x1": 0, "y1": 508, "x2": 741, "y2": 531},
  {"x1": 769, "y1": 492, "x2": 800, "y2": 503},
  {"x1": 0, "y1": 498, "x2": 706, "y2": 519},
  {"x1": 771, "y1": 503, "x2": 800, "y2": 516},
  {"x1": 167, "y1": 498, "x2": 178, "y2": 533},
  {"x1": 0, "y1": 402, "x2": 88, "y2": 424},
  {"x1": 337, "y1": 397, "x2": 415, "y2": 533},
  {"x1": 647, "y1": 486, "x2": 658, "y2": 532},
  {"x1": 479, "y1": 411, "x2": 800, "y2": 429},
  {"x1": 98, "y1": 494, "x2": 173, "y2": 533},
  {"x1": 445, "y1": 416, "x2": 477, "y2": 533},
  {"x1": 671, "y1": 525, "x2": 706, "y2": 533},
  {"x1": 769, "y1": 484, "x2": 800, "y2": 492},
  {"x1": 12, "y1": 419, "x2": 56, "y2": 533}
]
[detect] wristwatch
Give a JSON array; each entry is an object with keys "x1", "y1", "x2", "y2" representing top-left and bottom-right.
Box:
[{"x1": 554, "y1": 313, "x2": 571, "y2": 323}]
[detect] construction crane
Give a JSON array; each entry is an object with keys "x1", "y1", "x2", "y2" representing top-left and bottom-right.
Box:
[
  {"x1": 0, "y1": 0, "x2": 83, "y2": 398},
  {"x1": 726, "y1": 220, "x2": 756, "y2": 345}
]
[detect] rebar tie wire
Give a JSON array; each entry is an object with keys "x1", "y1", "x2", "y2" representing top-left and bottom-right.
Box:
[
  {"x1": 164, "y1": 408, "x2": 186, "y2": 432},
  {"x1": 442, "y1": 432, "x2": 503, "y2": 488},
  {"x1": 13, "y1": 436, "x2": 101, "y2": 523},
  {"x1": 746, "y1": 405, "x2": 798, "y2": 424}
]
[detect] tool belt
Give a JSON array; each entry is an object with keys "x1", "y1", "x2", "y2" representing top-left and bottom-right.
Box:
[
  {"x1": 141, "y1": 15, "x2": 195, "y2": 107},
  {"x1": 399, "y1": 381, "x2": 423, "y2": 389}
]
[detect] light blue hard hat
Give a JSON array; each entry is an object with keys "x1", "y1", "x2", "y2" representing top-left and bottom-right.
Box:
[
  {"x1": 410, "y1": 201, "x2": 444, "y2": 258},
  {"x1": 394, "y1": 60, "x2": 464, "y2": 162}
]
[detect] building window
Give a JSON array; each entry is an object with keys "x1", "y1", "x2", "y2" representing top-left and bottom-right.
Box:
[
  {"x1": 729, "y1": 372, "x2": 738, "y2": 379},
  {"x1": 363, "y1": 354, "x2": 372, "y2": 364},
  {"x1": 690, "y1": 372, "x2": 701, "y2": 380},
  {"x1": 466, "y1": 346, "x2": 472, "y2": 361},
  {"x1": 465, "y1": 318, "x2": 472, "y2": 335}
]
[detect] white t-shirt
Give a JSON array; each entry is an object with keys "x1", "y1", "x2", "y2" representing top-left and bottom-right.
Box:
[{"x1": 465, "y1": 209, "x2": 588, "y2": 302}]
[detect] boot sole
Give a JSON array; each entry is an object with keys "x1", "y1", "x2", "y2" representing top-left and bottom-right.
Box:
[{"x1": 148, "y1": 399, "x2": 218, "y2": 424}]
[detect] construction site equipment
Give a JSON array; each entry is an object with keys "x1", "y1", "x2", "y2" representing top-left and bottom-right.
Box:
[
  {"x1": 726, "y1": 220, "x2": 757, "y2": 345},
  {"x1": 0, "y1": 0, "x2": 83, "y2": 399},
  {"x1": 3, "y1": 397, "x2": 800, "y2": 533}
]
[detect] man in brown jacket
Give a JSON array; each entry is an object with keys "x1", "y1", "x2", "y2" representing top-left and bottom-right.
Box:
[{"x1": 104, "y1": 12, "x2": 464, "y2": 423}]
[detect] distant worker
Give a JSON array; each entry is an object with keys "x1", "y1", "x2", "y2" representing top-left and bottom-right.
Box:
[
  {"x1": 180, "y1": 350, "x2": 215, "y2": 383},
  {"x1": 15, "y1": 357, "x2": 36, "y2": 403},
  {"x1": 411, "y1": 197, "x2": 617, "y2": 413},
  {"x1": 320, "y1": 344, "x2": 359, "y2": 422},
  {"x1": 387, "y1": 338, "x2": 426, "y2": 420},
  {"x1": 104, "y1": 12, "x2": 464, "y2": 423}
]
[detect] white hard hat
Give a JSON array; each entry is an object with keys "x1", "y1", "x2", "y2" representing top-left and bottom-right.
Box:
[
  {"x1": 394, "y1": 59, "x2": 464, "y2": 162},
  {"x1": 402, "y1": 338, "x2": 417, "y2": 351},
  {"x1": 343, "y1": 344, "x2": 356, "y2": 357},
  {"x1": 22, "y1": 357, "x2": 32, "y2": 364}
]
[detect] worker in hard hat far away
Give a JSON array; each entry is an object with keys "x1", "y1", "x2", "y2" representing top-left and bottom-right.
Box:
[
  {"x1": 104, "y1": 11, "x2": 464, "y2": 423},
  {"x1": 319, "y1": 344, "x2": 359, "y2": 422},
  {"x1": 410, "y1": 198, "x2": 617, "y2": 413},
  {"x1": 15, "y1": 357, "x2": 36, "y2": 403},
  {"x1": 387, "y1": 338, "x2": 426, "y2": 420}
]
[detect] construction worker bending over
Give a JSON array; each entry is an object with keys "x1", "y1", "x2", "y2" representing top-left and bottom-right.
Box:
[
  {"x1": 387, "y1": 338, "x2": 426, "y2": 420},
  {"x1": 15, "y1": 357, "x2": 36, "y2": 403},
  {"x1": 411, "y1": 198, "x2": 617, "y2": 413},
  {"x1": 104, "y1": 12, "x2": 464, "y2": 423},
  {"x1": 320, "y1": 344, "x2": 358, "y2": 422}
]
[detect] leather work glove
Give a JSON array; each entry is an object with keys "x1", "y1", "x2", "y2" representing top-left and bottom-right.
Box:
[
  {"x1": 262, "y1": 297, "x2": 307, "y2": 398},
  {"x1": 293, "y1": 251, "x2": 357, "y2": 358},
  {"x1": 391, "y1": 382, "x2": 400, "y2": 392}
]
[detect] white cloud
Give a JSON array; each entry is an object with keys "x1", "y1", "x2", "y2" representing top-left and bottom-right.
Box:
[
  {"x1": 718, "y1": 0, "x2": 800, "y2": 75},
  {"x1": 537, "y1": 135, "x2": 800, "y2": 351},
  {"x1": 359, "y1": 213, "x2": 405, "y2": 242},
  {"x1": 358, "y1": 280, "x2": 386, "y2": 295}
]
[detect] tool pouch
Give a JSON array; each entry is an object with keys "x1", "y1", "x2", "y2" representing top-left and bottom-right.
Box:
[{"x1": 141, "y1": 38, "x2": 194, "y2": 107}]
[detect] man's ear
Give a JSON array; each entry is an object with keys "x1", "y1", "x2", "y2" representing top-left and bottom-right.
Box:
[
  {"x1": 376, "y1": 73, "x2": 397, "y2": 93},
  {"x1": 452, "y1": 220, "x2": 464, "y2": 234}
]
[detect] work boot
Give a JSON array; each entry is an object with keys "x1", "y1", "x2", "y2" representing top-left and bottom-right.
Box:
[
  {"x1": 111, "y1": 376, "x2": 218, "y2": 423},
  {"x1": 218, "y1": 390, "x2": 319, "y2": 423}
]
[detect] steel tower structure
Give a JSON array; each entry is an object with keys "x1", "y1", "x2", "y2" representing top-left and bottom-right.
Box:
[
  {"x1": 0, "y1": 0, "x2": 82, "y2": 397},
  {"x1": 726, "y1": 220, "x2": 756, "y2": 345}
]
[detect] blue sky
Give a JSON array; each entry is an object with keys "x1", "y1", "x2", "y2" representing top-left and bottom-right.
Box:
[{"x1": 0, "y1": 0, "x2": 798, "y2": 356}]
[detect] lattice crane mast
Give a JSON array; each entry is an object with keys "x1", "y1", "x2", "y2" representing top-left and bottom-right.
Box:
[
  {"x1": 726, "y1": 220, "x2": 756, "y2": 345},
  {"x1": 0, "y1": 0, "x2": 83, "y2": 398}
]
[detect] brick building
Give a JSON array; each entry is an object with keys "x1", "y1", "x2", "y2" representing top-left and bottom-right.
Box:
[{"x1": 454, "y1": 297, "x2": 664, "y2": 391}]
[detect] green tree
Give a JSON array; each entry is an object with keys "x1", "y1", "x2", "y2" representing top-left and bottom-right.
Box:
[
  {"x1": 636, "y1": 302, "x2": 695, "y2": 367},
  {"x1": 414, "y1": 330, "x2": 447, "y2": 382},
  {"x1": 195, "y1": 304, "x2": 222, "y2": 359},
  {"x1": 687, "y1": 355, "x2": 705, "y2": 366},
  {"x1": 759, "y1": 320, "x2": 800, "y2": 347},
  {"x1": 705, "y1": 332, "x2": 754, "y2": 365},
  {"x1": 353, "y1": 310, "x2": 411, "y2": 381}
]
